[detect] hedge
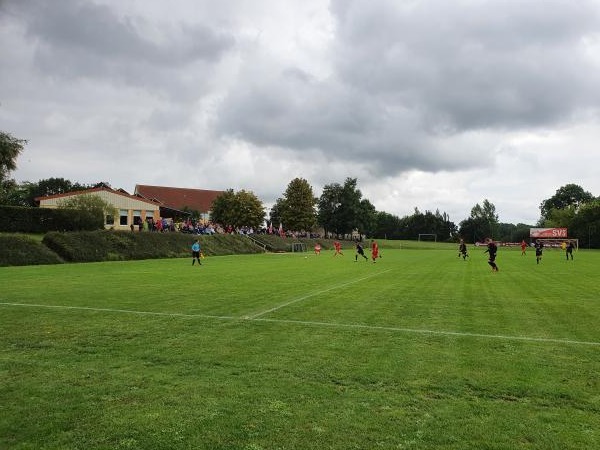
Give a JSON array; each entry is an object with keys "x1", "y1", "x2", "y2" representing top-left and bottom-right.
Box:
[
  {"x1": 0, "y1": 235, "x2": 64, "y2": 267},
  {"x1": 0, "y1": 206, "x2": 103, "y2": 233},
  {"x1": 0, "y1": 231, "x2": 341, "y2": 266},
  {"x1": 42, "y1": 231, "x2": 266, "y2": 263}
]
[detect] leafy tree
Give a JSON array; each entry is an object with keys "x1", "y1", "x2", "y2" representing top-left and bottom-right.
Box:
[
  {"x1": 277, "y1": 178, "x2": 317, "y2": 233},
  {"x1": 210, "y1": 189, "x2": 237, "y2": 228},
  {"x1": 541, "y1": 205, "x2": 576, "y2": 228},
  {"x1": 268, "y1": 199, "x2": 283, "y2": 230},
  {"x1": 317, "y1": 182, "x2": 343, "y2": 236},
  {"x1": 57, "y1": 194, "x2": 116, "y2": 229},
  {"x1": 234, "y1": 190, "x2": 265, "y2": 230},
  {"x1": 357, "y1": 198, "x2": 377, "y2": 237},
  {"x1": 496, "y1": 222, "x2": 532, "y2": 243},
  {"x1": 0, "y1": 131, "x2": 26, "y2": 185},
  {"x1": 210, "y1": 189, "x2": 265, "y2": 230},
  {"x1": 373, "y1": 211, "x2": 403, "y2": 239},
  {"x1": 458, "y1": 199, "x2": 499, "y2": 242},
  {"x1": 570, "y1": 199, "x2": 600, "y2": 249},
  {"x1": 317, "y1": 178, "x2": 366, "y2": 237},
  {"x1": 20, "y1": 177, "x2": 88, "y2": 206},
  {"x1": 394, "y1": 208, "x2": 457, "y2": 241},
  {"x1": 539, "y1": 184, "x2": 594, "y2": 223}
]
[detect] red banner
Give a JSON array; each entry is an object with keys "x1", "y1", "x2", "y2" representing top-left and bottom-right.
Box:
[{"x1": 530, "y1": 228, "x2": 568, "y2": 238}]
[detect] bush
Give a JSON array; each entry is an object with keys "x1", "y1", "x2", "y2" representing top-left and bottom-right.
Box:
[
  {"x1": 0, "y1": 235, "x2": 63, "y2": 266},
  {"x1": 42, "y1": 231, "x2": 265, "y2": 263},
  {"x1": 1, "y1": 231, "x2": 350, "y2": 266},
  {"x1": 0, "y1": 206, "x2": 103, "y2": 232}
]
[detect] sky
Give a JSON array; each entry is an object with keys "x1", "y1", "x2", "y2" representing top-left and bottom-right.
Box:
[{"x1": 2, "y1": 0, "x2": 600, "y2": 226}]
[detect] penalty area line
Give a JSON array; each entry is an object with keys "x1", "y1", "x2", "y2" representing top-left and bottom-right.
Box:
[{"x1": 247, "y1": 268, "x2": 394, "y2": 319}]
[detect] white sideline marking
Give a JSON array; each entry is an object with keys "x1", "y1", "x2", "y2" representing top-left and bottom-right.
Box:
[
  {"x1": 1, "y1": 301, "x2": 599, "y2": 347},
  {"x1": 247, "y1": 269, "x2": 394, "y2": 319},
  {"x1": 0, "y1": 302, "x2": 235, "y2": 321}
]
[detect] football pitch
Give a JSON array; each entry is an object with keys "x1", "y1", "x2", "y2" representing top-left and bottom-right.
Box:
[{"x1": 1, "y1": 246, "x2": 599, "y2": 449}]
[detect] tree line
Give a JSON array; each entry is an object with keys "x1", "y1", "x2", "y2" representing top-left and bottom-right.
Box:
[{"x1": 2, "y1": 130, "x2": 599, "y2": 246}]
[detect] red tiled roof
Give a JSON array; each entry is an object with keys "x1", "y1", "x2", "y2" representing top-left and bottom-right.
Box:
[
  {"x1": 134, "y1": 185, "x2": 224, "y2": 213},
  {"x1": 35, "y1": 186, "x2": 160, "y2": 205}
]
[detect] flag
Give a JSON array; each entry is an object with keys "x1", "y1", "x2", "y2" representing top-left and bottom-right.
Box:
[
  {"x1": 279, "y1": 222, "x2": 284, "y2": 237},
  {"x1": 268, "y1": 222, "x2": 273, "y2": 234}
]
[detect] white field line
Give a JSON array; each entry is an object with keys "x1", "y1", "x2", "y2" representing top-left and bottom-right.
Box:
[
  {"x1": 1, "y1": 301, "x2": 599, "y2": 347},
  {"x1": 0, "y1": 302, "x2": 235, "y2": 321},
  {"x1": 247, "y1": 269, "x2": 394, "y2": 319}
]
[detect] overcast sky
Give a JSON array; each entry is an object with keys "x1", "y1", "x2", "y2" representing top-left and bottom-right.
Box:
[{"x1": 2, "y1": 0, "x2": 600, "y2": 225}]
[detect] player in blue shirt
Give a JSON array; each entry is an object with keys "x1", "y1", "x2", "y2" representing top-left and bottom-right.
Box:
[{"x1": 191, "y1": 239, "x2": 202, "y2": 266}]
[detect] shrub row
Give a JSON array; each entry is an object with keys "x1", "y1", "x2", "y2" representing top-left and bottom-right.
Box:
[
  {"x1": 0, "y1": 206, "x2": 103, "y2": 233},
  {"x1": 0, "y1": 231, "x2": 352, "y2": 267},
  {"x1": 41, "y1": 231, "x2": 265, "y2": 263},
  {"x1": 0, "y1": 235, "x2": 63, "y2": 267}
]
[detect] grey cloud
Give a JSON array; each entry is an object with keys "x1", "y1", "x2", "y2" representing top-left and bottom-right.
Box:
[
  {"x1": 331, "y1": 0, "x2": 600, "y2": 131},
  {"x1": 5, "y1": 0, "x2": 235, "y2": 96},
  {"x1": 215, "y1": 0, "x2": 600, "y2": 177}
]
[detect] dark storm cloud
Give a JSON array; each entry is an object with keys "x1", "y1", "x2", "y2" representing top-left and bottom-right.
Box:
[
  {"x1": 4, "y1": 0, "x2": 234, "y2": 95},
  {"x1": 215, "y1": 0, "x2": 600, "y2": 176}
]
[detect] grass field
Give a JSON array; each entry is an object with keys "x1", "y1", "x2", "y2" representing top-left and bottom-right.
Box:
[{"x1": 1, "y1": 244, "x2": 599, "y2": 449}]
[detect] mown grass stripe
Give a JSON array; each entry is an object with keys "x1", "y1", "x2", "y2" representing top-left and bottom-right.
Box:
[{"x1": 2, "y1": 300, "x2": 598, "y2": 347}]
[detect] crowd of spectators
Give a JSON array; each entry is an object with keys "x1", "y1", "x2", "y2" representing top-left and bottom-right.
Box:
[{"x1": 132, "y1": 217, "x2": 323, "y2": 239}]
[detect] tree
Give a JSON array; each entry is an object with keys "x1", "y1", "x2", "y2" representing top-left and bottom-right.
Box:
[
  {"x1": 373, "y1": 211, "x2": 403, "y2": 239},
  {"x1": 317, "y1": 178, "x2": 366, "y2": 237},
  {"x1": 317, "y1": 182, "x2": 343, "y2": 236},
  {"x1": 268, "y1": 199, "x2": 283, "y2": 230},
  {"x1": 357, "y1": 198, "x2": 377, "y2": 237},
  {"x1": 0, "y1": 179, "x2": 29, "y2": 206},
  {"x1": 57, "y1": 194, "x2": 116, "y2": 229},
  {"x1": 496, "y1": 222, "x2": 532, "y2": 243},
  {"x1": 210, "y1": 189, "x2": 265, "y2": 230},
  {"x1": 570, "y1": 199, "x2": 600, "y2": 248},
  {"x1": 458, "y1": 199, "x2": 499, "y2": 242},
  {"x1": 277, "y1": 178, "x2": 317, "y2": 233},
  {"x1": 210, "y1": 189, "x2": 237, "y2": 229},
  {"x1": 20, "y1": 177, "x2": 89, "y2": 206},
  {"x1": 0, "y1": 131, "x2": 26, "y2": 184},
  {"x1": 539, "y1": 184, "x2": 594, "y2": 223},
  {"x1": 541, "y1": 205, "x2": 576, "y2": 228}
]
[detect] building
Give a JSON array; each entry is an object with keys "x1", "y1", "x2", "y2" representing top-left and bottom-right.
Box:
[
  {"x1": 134, "y1": 184, "x2": 224, "y2": 221},
  {"x1": 36, "y1": 186, "x2": 160, "y2": 230}
]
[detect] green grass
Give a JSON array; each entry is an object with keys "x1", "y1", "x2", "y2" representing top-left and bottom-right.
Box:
[{"x1": 1, "y1": 245, "x2": 599, "y2": 449}]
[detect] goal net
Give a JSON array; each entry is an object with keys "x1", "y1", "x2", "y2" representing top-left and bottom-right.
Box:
[{"x1": 418, "y1": 234, "x2": 437, "y2": 242}]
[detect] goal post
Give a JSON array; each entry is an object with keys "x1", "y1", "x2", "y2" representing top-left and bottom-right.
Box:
[{"x1": 418, "y1": 234, "x2": 437, "y2": 242}]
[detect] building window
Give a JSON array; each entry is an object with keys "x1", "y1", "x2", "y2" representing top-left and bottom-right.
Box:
[
  {"x1": 106, "y1": 215, "x2": 114, "y2": 225},
  {"x1": 119, "y1": 209, "x2": 128, "y2": 226},
  {"x1": 133, "y1": 210, "x2": 142, "y2": 226}
]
